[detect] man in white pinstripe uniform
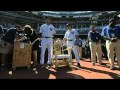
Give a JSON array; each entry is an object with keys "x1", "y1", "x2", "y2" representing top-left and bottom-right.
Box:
[
  {"x1": 64, "y1": 23, "x2": 81, "y2": 68},
  {"x1": 39, "y1": 17, "x2": 56, "y2": 68}
]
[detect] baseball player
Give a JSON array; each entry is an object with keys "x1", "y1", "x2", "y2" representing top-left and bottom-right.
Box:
[
  {"x1": 39, "y1": 16, "x2": 56, "y2": 68},
  {"x1": 64, "y1": 23, "x2": 81, "y2": 68}
]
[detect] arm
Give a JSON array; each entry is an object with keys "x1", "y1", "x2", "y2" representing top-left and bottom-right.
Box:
[
  {"x1": 88, "y1": 32, "x2": 93, "y2": 42},
  {"x1": 52, "y1": 25, "x2": 56, "y2": 38},
  {"x1": 101, "y1": 27, "x2": 111, "y2": 40},
  {"x1": 75, "y1": 35, "x2": 79, "y2": 39},
  {"x1": 52, "y1": 25, "x2": 56, "y2": 35},
  {"x1": 63, "y1": 32, "x2": 67, "y2": 45},
  {"x1": 75, "y1": 30, "x2": 79, "y2": 39},
  {"x1": 63, "y1": 38, "x2": 67, "y2": 44},
  {"x1": 74, "y1": 30, "x2": 79, "y2": 46},
  {"x1": 98, "y1": 33, "x2": 102, "y2": 42},
  {"x1": 38, "y1": 33, "x2": 42, "y2": 38},
  {"x1": 38, "y1": 25, "x2": 42, "y2": 38},
  {"x1": 101, "y1": 27, "x2": 116, "y2": 42},
  {"x1": 31, "y1": 31, "x2": 40, "y2": 46},
  {"x1": 103, "y1": 36, "x2": 111, "y2": 40}
]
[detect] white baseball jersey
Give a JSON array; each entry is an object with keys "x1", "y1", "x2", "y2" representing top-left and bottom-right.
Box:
[
  {"x1": 39, "y1": 23, "x2": 56, "y2": 65},
  {"x1": 64, "y1": 29, "x2": 80, "y2": 62},
  {"x1": 39, "y1": 24, "x2": 56, "y2": 37},
  {"x1": 64, "y1": 29, "x2": 78, "y2": 40}
]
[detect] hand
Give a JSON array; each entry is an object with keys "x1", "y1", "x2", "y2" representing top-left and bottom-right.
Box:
[
  {"x1": 111, "y1": 38, "x2": 117, "y2": 42},
  {"x1": 79, "y1": 45, "x2": 82, "y2": 47},
  {"x1": 14, "y1": 39, "x2": 20, "y2": 42},
  {"x1": 99, "y1": 40, "x2": 101, "y2": 43},
  {"x1": 37, "y1": 38, "x2": 41, "y2": 41},
  {"x1": 63, "y1": 44, "x2": 67, "y2": 48}
]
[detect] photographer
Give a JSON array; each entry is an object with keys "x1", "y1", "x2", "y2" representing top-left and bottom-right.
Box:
[
  {"x1": 101, "y1": 18, "x2": 120, "y2": 70},
  {"x1": 0, "y1": 25, "x2": 22, "y2": 68}
]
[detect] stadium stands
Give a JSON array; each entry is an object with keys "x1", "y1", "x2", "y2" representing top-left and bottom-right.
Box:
[{"x1": 0, "y1": 11, "x2": 119, "y2": 36}]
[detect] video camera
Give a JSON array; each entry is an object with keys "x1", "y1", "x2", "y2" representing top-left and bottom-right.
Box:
[{"x1": 15, "y1": 31, "x2": 31, "y2": 43}]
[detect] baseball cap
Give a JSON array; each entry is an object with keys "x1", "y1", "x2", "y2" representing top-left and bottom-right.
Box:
[{"x1": 66, "y1": 23, "x2": 72, "y2": 27}]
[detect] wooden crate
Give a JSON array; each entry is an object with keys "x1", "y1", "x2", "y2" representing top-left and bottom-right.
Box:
[{"x1": 12, "y1": 41, "x2": 32, "y2": 70}]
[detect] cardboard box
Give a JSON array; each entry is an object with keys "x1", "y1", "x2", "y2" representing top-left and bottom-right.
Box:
[{"x1": 12, "y1": 41, "x2": 32, "y2": 70}]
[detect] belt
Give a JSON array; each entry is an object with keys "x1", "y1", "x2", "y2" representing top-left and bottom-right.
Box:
[
  {"x1": 67, "y1": 39, "x2": 74, "y2": 41},
  {"x1": 68, "y1": 40, "x2": 74, "y2": 41},
  {"x1": 42, "y1": 36, "x2": 52, "y2": 38}
]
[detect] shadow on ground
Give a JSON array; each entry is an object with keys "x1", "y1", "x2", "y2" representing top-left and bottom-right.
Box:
[
  {"x1": 0, "y1": 65, "x2": 85, "y2": 79},
  {"x1": 81, "y1": 66, "x2": 120, "y2": 79}
]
